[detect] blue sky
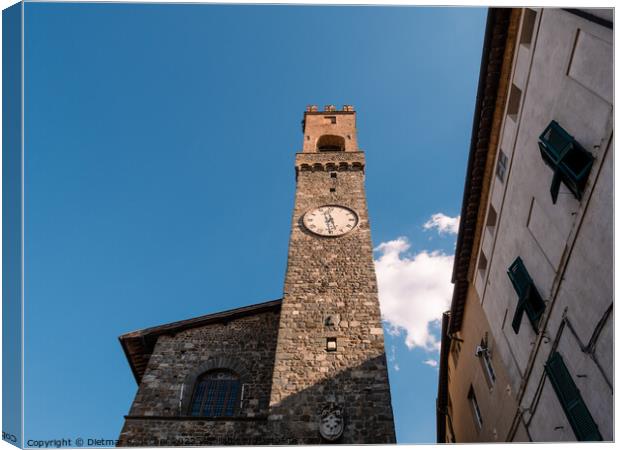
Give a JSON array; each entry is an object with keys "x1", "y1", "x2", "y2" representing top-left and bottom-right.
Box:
[{"x1": 22, "y1": 3, "x2": 486, "y2": 444}]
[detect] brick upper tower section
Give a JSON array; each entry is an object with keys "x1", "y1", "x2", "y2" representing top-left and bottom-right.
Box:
[
  {"x1": 301, "y1": 104, "x2": 358, "y2": 153},
  {"x1": 296, "y1": 105, "x2": 365, "y2": 177}
]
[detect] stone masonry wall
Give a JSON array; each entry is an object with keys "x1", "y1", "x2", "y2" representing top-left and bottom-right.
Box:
[
  {"x1": 118, "y1": 309, "x2": 280, "y2": 446},
  {"x1": 269, "y1": 114, "x2": 396, "y2": 444}
]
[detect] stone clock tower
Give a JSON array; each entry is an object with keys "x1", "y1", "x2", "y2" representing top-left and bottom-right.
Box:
[
  {"x1": 117, "y1": 105, "x2": 395, "y2": 446},
  {"x1": 268, "y1": 104, "x2": 396, "y2": 444}
]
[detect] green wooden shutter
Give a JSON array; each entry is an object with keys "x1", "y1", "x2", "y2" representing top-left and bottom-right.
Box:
[
  {"x1": 507, "y1": 257, "x2": 530, "y2": 298},
  {"x1": 508, "y1": 258, "x2": 546, "y2": 333},
  {"x1": 508, "y1": 258, "x2": 531, "y2": 333},
  {"x1": 511, "y1": 296, "x2": 526, "y2": 333},
  {"x1": 545, "y1": 352, "x2": 602, "y2": 441},
  {"x1": 550, "y1": 170, "x2": 562, "y2": 204}
]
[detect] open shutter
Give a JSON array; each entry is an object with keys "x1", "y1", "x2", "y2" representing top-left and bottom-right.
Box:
[
  {"x1": 507, "y1": 258, "x2": 530, "y2": 297},
  {"x1": 511, "y1": 296, "x2": 526, "y2": 333},
  {"x1": 508, "y1": 258, "x2": 545, "y2": 333},
  {"x1": 545, "y1": 352, "x2": 602, "y2": 441},
  {"x1": 550, "y1": 170, "x2": 562, "y2": 204},
  {"x1": 508, "y1": 258, "x2": 531, "y2": 333}
]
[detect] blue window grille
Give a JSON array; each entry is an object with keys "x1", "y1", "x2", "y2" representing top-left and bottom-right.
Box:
[
  {"x1": 507, "y1": 257, "x2": 545, "y2": 333},
  {"x1": 538, "y1": 121, "x2": 594, "y2": 203},
  {"x1": 190, "y1": 370, "x2": 241, "y2": 417}
]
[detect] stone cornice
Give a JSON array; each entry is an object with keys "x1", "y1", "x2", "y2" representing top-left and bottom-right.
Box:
[{"x1": 295, "y1": 151, "x2": 366, "y2": 176}]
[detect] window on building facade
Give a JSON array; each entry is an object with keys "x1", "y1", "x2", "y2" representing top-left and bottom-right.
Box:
[
  {"x1": 486, "y1": 204, "x2": 498, "y2": 230},
  {"x1": 507, "y1": 257, "x2": 546, "y2": 333},
  {"x1": 189, "y1": 369, "x2": 241, "y2": 417},
  {"x1": 496, "y1": 150, "x2": 508, "y2": 182},
  {"x1": 478, "y1": 251, "x2": 488, "y2": 276},
  {"x1": 478, "y1": 338, "x2": 496, "y2": 388},
  {"x1": 507, "y1": 85, "x2": 522, "y2": 121},
  {"x1": 447, "y1": 396, "x2": 456, "y2": 443},
  {"x1": 520, "y1": 9, "x2": 537, "y2": 47},
  {"x1": 545, "y1": 352, "x2": 602, "y2": 441},
  {"x1": 538, "y1": 120, "x2": 594, "y2": 204},
  {"x1": 451, "y1": 339, "x2": 462, "y2": 367},
  {"x1": 468, "y1": 386, "x2": 483, "y2": 430}
]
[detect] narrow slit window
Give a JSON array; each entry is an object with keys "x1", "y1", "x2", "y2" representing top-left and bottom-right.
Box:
[
  {"x1": 330, "y1": 188, "x2": 336, "y2": 192},
  {"x1": 486, "y1": 205, "x2": 498, "y2": 229},
  {"x1": 496, "y1": 150, "x2": 508, "y2": 182},
  {"x1": 478, "y1": 251, "x2": 488, "y2": 279},
  {"x1": 520, "y1": 9, "x2": 537, "y2": 47},
  {"x1": 507, "y1": 85, "x2": 522, "y2": 122}
]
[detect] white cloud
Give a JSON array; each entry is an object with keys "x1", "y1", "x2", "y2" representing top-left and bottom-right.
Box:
[
  {"x1": 423, "y1": 359, "x2": 438, "y2": 368},
  {"x1": 423, "y1": 213, "x2": 460, "y2": 235},
  {"x1": 374, "y1": 237, "x2": 453, "y2": 352},
  {"x1": 387, "y1": 345, "x2": 400, "y2": 372}
]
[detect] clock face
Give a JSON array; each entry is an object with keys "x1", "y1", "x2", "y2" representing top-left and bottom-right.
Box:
[{"x1": 303, "y1": 205, "x2": 358, "y2": 237}]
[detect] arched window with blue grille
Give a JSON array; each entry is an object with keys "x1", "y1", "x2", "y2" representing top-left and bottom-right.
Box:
[{"x1": 189, "y1": 369, "x2": 241, "y2": 417}]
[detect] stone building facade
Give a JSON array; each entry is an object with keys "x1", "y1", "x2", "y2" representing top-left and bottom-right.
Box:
[
  {"x1": 437, "y1": 8, "x2": 613, "y2": 443},
  {"x1": 118, "y1": 105, "x2": 396, "y2": 446}
]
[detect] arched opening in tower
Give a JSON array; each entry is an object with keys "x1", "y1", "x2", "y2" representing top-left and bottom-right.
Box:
[{"x1": 317, "y1": 134, "x2": 345, "y2": 152}]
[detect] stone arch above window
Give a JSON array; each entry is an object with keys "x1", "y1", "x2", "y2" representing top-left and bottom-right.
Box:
[
  {"x1": 317, "y1": 134, "x2": 345, "y2": 152},
  {"x1": 180, "y1": 356, "x2": 250, "y2": 416}
]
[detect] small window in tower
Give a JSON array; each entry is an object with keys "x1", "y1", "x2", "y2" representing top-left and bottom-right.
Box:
[
  {"x1": 326, "y1": 337, "x2": 337, "y2": 352},
  {"x1": 325, "y1": 116, "x2": 337, "y2": 124},
  {"x1": 330, "y1": 188, "x2": 336, "y2": 193},
  {"x1": 330, "y1": 173, "x2": 337, "y2": 178}
]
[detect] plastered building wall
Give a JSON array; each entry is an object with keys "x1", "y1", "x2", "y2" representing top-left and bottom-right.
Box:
[
  {"x1": 447, "y1": 286, "x2": 520, "y2": 443},
  {"x1": 472, "y1": 8, "x2": 612, "y2": 441}
]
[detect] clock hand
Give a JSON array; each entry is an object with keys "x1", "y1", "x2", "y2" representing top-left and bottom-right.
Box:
[{"x1": 323, "y1": 212, "x2": 335, "y2": 232}]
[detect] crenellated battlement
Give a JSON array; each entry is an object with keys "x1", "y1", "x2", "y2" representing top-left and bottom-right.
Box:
[{"x1": 305, "y1": 104, "x2": 355, "y2": 113}]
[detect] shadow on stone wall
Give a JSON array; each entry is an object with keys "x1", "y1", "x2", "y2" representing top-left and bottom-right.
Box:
[{"x1": 118, "y1": 354, "x2": 396, "y2": 446}]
